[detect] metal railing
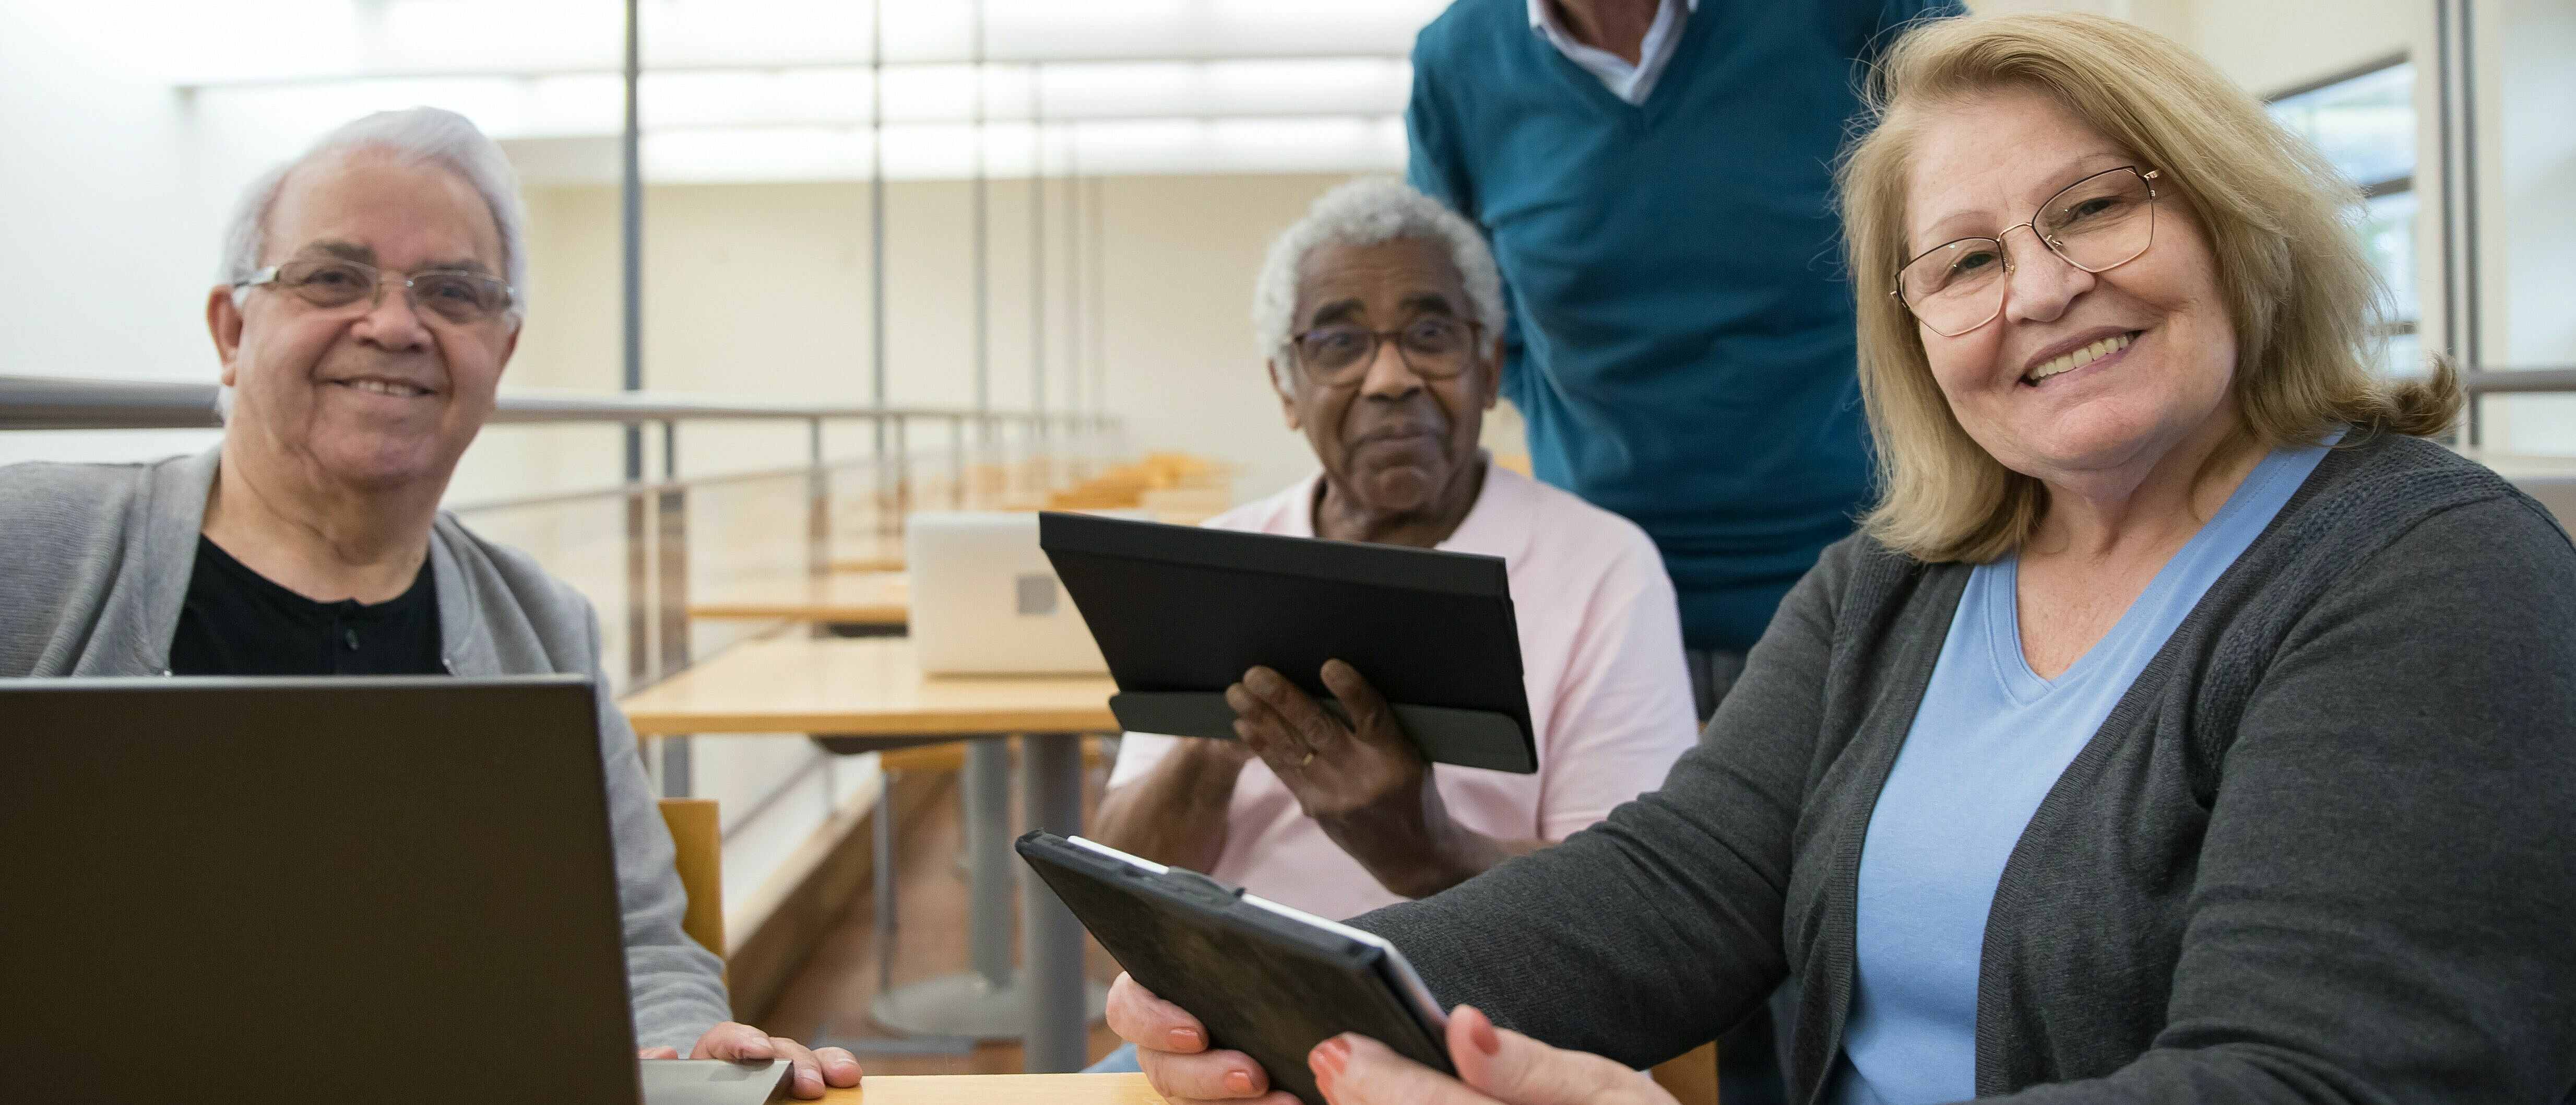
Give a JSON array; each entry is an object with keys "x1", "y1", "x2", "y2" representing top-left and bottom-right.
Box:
[
  {"x1": 2463, "y1": 368, "x2": 2576, "y2": 395},
  {"x1": 0, "y1": 372, "x2": 1112, "y2": 433},
  {"x1": 2, "y1": 372, "x2": 1124, "y2": 795}
]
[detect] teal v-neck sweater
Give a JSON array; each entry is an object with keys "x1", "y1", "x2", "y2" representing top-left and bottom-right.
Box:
[{"x1": 1406, "y1": 0, "x2": 1957, "y2": 651}]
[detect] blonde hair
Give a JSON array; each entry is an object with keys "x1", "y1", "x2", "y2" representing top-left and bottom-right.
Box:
[{"x1": 1839, "y1": 11, "x2": 2458, "y2": 563}]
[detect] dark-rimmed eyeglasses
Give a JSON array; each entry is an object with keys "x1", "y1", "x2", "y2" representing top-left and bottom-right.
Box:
[
  {"x1": 1893, "y1": 166, "x2": 2162, "y2": 338},
  {"x1": 1288, "y1": 316, "x2": 1483, "y2": 387},
  {"x1": 241, "y1": 258, "x2": 516, "y2": 326}
]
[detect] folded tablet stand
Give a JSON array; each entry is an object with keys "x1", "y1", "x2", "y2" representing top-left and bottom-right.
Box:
[{"x1": 1109, "y1": 692, "x2": 1535, "y2": 774}]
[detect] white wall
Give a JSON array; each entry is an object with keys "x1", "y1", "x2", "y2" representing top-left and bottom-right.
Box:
[
  {"x1": 502, "y1": 174, "x2": 1336, "y2": 502},
  {"x1": 0, "y1": 6, "x2": 230, "y2": 468},
  {"x1": 2187, "y1": 0, "x2": 2417, "y2": 95}
]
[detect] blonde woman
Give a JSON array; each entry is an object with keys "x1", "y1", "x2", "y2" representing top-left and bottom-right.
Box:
[{"x1": 1100, "y1": 13, "x2": 2576, "y2": 1105}]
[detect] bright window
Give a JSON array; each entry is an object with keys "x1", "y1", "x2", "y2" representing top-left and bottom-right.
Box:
[{"x1": 2269, "y1": 61, "x2": 2419, "y2": 374}]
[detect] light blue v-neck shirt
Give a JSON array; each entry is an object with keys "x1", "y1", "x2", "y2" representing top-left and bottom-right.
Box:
[{"x1": 1831, "y1": 434, "x2": 2337, "y2": 1105}]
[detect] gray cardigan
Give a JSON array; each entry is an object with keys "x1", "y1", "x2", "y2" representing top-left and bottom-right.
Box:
[
  {"x1": 0, "y1": 449, "x2": 732, "y2": 1052},
  {"x1": 1358, "y1": 433, "x2": 2576, "y2": 1104}
]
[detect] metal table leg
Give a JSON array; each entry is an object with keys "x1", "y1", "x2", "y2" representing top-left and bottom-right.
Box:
[
  {"x1": 965, "y1": 736, "x2": 1016, "y2": 987},
  {"x1": 869, "y1": 736, "x2": 1021, "y2": 1038},
  {"x1": 1019, "y1": 731, "x2": 1089, "y2": 1073},
  {"x1": 868, "y1": 734, "x2": 1105, "y2": 1049}
]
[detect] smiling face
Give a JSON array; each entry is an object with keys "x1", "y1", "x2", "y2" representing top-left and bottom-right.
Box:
[
  {"x1": 1902, "y1": 86, "x2": 2238, "y2": 490},
  {"x1": 1271, "y1": 237, "x2": 1497, "y2": 521},
  {"x1": 211, "y1": 148, "x2": 516, "y2": 496}
]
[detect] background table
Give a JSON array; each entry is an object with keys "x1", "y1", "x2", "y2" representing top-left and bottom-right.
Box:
[
  {"x1": 623, "y1": 636, "x2": 1113, "y2": 737},
  {"x1": 623, "y1": 637, "x2": 1118, "y2": 1072},
  {"x1": 688, "y1": 571, "x2": 910, "y2": 630}
]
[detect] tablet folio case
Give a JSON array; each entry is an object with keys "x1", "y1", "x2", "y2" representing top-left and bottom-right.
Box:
[
  {"x1": 1016, "y1": 832, "x2": 1452, "y2": 1105},
  {"x1": 1039, "y1": 511, "x2": 1537, "y2": 774}
]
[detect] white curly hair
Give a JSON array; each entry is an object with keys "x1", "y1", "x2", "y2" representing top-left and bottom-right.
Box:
[{"x1": 1250, "y1": 178, "x2": 1504, "y2": 363}]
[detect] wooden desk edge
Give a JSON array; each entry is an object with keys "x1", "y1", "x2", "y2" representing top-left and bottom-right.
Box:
[
  {"x1": 820, "y1": 1072, "x2": 1166, "y2": 1103},
  {"x1": 686, "y1": 602, "x2": 909, "y2": 624},
  {"x1": 622, "y1": 710, "x2": 1118, "y2": 738}
]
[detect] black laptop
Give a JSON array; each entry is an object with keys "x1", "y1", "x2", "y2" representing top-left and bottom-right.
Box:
[{"x1": 0, "y1": 677, "x2": 785, "y2": 1104}]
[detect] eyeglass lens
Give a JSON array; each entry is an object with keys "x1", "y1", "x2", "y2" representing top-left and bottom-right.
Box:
[
  {"x1": 1897, "y1": 167, "x2": 2157, "y2": 337},
  {"x1": 1296, "y1": 316, "x2": 1476, "y2": 383},
  {"x1": 274, "y1": 259, "x2": 511, "y2": 325}
]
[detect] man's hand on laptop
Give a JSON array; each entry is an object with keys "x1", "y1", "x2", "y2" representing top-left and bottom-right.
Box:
[{"x1": 640, "y1": 1022, "x2": 862, "y2": 1098}]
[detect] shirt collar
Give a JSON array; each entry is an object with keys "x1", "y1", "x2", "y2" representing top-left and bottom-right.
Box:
[
  {"x1": 1526, "y1": 0, "x2": 1698, "y2": 40},
  {"x1": 1526, "y1": 0, "x2": 1699, "y2": 104},
  {"x1": 1296, "y1": 454, "x2": 1528, "y2": 567}
]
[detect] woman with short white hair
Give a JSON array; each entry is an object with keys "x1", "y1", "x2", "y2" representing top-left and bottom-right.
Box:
[{"x1": 1106, "y1": 14, "x2": 2576, "y2": 1105}]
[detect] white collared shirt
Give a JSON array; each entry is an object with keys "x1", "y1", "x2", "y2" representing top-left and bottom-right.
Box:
[{"x1": 1526, "y1": 0, "x2": 1698, "y2": 105}]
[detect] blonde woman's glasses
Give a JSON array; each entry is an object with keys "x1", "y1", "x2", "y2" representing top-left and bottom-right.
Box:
[{"x1": 1893, "y1": 166, "x2": 2162, "y2": 338}]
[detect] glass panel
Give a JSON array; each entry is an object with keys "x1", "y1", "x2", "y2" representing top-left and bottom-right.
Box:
[
  {"x1": 2360, "y1": 190, "x2": 2420, "y2": 324},
  {"x1": 2380, "y1": 330, "x2": 2424, "y2": 377},
  {"x1": 2269, "y1": 62, "x2": 2415, "y2": 188},
  {"x1": 2270, "y1": 62, "x2": 2420, "y2": 375}
]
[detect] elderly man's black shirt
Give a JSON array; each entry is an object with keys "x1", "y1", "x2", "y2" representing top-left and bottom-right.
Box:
[{"x1": 167, "y1": 536, "x2": 444, "y2": 676}]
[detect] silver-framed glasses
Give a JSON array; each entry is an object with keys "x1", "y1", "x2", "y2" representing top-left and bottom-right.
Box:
[
  {"x1": 1893, "y1": 166, "x2": 2162, "y2": 337},
  {"x1": 241, "y1": 258, "x2": 515, "y2": 325}
]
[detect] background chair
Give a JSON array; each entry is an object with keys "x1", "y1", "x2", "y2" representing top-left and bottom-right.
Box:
[
  {"x1": 660, "y1": 797, "x2": 726, "y2": 962},
  {"x1": 1652, "y1": 1041, "x2": 1719, "y2": 1105}
]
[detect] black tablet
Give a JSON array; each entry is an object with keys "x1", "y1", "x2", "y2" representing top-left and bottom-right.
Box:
[
  {"x1": 1015, "y1": 831, "x2": 1451, "y2": 1104},
  {"x1": 1039, "y1": 511, "x2": 1536, "y2": 774}
]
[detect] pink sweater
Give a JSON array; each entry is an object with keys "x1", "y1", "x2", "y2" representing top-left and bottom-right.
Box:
[{"x1": 1107, "y1": 463, "x2": 1699, "y2": 920}]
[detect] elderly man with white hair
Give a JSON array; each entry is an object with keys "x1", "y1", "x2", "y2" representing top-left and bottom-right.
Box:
[
  {"x1": 0, "y1": 108, "x2": 860, "y2": 1097},
  {"x1": 1084, "y1": 179, "x2": 1699, "y2": 1069}
]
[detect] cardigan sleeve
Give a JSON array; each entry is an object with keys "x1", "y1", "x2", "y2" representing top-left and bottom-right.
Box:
[
  {"x1": 578, "y1": 603, "x2": 737, "y2": 1052},
  {"x1": 1351, "y1": 536, "x2": 1864, "y2": 1068},
  {"x1": 1991, "y1": 495, "x2": 2576, "y2": 1104}
]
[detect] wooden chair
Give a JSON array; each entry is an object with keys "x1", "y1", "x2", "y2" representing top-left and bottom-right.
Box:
[
  {"x1": 659, "y1": 797, "x2": 726, "y2": 962},
  {"x1": 1651, "y1": 1042, "x2": 1719, "y2": 1105}
]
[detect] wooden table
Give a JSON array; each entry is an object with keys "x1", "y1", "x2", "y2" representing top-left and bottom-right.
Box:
[
  {"x1": 689, "y1": 571, "x2": 910, "y2": 629},
  {"x1": 622, "y1": 636, "x2": 1115, "y2": 737},
  {"x1": 831, "y1": 534, "x2": 909, "y2": 574},
  {"x1": 622, "y1": 637, "x2": 1118, "y2": 1072},
  {"x1": 819, "y1": 1073, "x2": 1164, "y2": 1103}
]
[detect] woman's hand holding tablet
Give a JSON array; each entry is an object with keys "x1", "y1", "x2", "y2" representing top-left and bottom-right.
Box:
[
  {"x1": 1107, "y1": 973, "x2": 1297, "y2": 1105},
  {"x1": 1107, "y1": 975, "x2": 1680, "y2": 1105}
]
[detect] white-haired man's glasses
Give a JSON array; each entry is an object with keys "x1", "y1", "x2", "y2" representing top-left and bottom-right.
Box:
[
  {"x1": 1290, "y1": 317, "x2": 1483, "y2": 387},
  {"x1": 240, "y1": 258, "x2": 515, "y2": 326}
]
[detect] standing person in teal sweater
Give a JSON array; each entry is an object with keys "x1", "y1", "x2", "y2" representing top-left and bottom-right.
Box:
[
  {"x1": 1407, "y1": 3, "x2": 1957, "y2": 1100},
  {"x1": 1406, "y1": 0, "x2": 1959, "y2": 714}
]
